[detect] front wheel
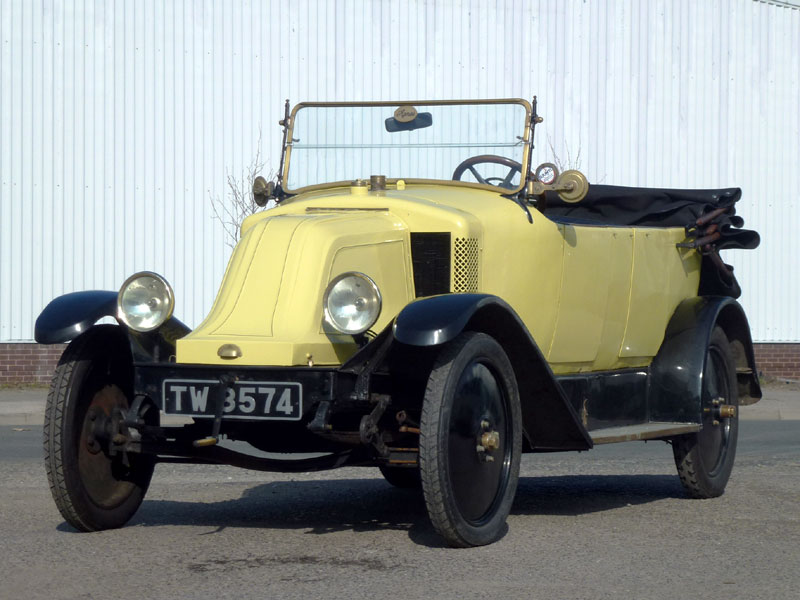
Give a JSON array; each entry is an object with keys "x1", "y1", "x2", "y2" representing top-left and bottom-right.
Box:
[
  {"x1": 419, "y1": 332, "x2": 522, "y2": 547},
  {"x1": 672, "y1": 326, "x2": 739, "y2": 498},
  {"x1": 43, "y1": 325, "x2": 155, "y2": 531}
]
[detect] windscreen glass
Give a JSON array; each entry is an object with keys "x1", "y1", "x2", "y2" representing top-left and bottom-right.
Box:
[{"x1": 285, "y1": 101, "x2": 529, "y2": 192}]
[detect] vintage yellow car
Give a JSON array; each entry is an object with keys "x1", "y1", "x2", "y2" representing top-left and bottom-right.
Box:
[{"x1": 35, "y1": 98, "x2": 761, "y2": 547}]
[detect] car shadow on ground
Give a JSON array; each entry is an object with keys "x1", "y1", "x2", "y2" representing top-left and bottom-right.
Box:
[
  {"x1": 513, "y1": 474, "x2": 684, "y2": 515},
  {"x1": 57, "y1": 473, "x2": 686, "y2": 547}
]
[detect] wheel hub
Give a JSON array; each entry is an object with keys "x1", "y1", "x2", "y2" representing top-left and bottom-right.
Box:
[
  {"x1": 78, "y1": 385, "x2": 139, "y2": 508},
  {"x1": 476, "y1": 419, "x2": 500, "y2": 462},
  {"x1": 480, "y1": 431, "x2": 500, "y2": 451},
  {"x1": 84, "y1": 402, "x2": 129, "y2": 455},
  {"x1": 704, "y1": 397, "x2": 737, "y2": 425}
]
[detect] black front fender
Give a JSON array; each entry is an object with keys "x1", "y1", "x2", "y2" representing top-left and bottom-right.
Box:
[
  {"x1": 393, "y1": 294, "x2": 592, "y2": 452},
  {"x1": 35, "y1": 291, "x2": 118, "y2": 344},
  {"x1": 392, "y1": 294, "x2": 501, "y2": 346},
  {"x1": 35, "y1": 290, "x2": 190, "y2": 362}
]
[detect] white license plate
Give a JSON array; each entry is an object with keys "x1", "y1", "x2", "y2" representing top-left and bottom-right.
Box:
[{"x1": 161, "y1": 379, "x2": 303, "y2": 421}]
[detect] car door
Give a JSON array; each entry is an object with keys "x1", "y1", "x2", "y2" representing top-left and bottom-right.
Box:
[
  {"x1": 619, "y1": 227, "x2": 701, "y2": 359},
  {"x1": 546, "y1": 224, "x2": 634, "y2": 371}
]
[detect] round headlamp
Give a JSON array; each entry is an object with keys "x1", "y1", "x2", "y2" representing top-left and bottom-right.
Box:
[
  {"x1": 117, "y1": 272, "x2": 175, "y2": 332},
  {"x1": 323, "y1": 272, "x2": 382, "y2": 335}
]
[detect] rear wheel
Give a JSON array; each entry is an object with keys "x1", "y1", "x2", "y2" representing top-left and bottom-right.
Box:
[
  {"x1": 419, "y1": 332, "x2": 521, "y2": 547},
  {"x1": 672, "y1": 326, "x2": 739, "y2": 498},
  {"x1": 43, "y1": 325, "x2": 155, "y2": 531}
]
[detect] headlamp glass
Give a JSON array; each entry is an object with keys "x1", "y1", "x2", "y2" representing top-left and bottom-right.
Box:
[
  {"x1": 117, "y1": 272, "x2": 175, "y2": 332},
  {"x1": 323, "y1": 272, "x2": 382, "y2": 335}
]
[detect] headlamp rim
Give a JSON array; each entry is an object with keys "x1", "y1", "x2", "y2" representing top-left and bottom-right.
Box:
[
  {"x1": 323, "y1": 271, "x2": 382, "y2": 335},
  {"x1": 117, "y1": 271, "x2": 175, "y2": 332}
]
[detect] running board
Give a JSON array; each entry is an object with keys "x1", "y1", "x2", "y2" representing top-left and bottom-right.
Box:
[{"x1": 589, "y1": 422, "x2": 701, "y2": 445}]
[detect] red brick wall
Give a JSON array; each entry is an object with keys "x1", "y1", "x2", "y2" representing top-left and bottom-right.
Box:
[
  {"x1": 1, "y1": 341, "x2": 799, "y2": 384},
  {"x1": 753, "y1": 343, "x2": 800, "y2": 380},
  {"x1": 0, "y1": 343, "x2": 67, "y2": 385}
]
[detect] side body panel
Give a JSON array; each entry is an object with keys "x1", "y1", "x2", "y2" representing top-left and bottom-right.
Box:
[
  {"x1": 556, "y1": 369, "x2": 649, "y2": 429},
  {"x1": 394, "y1": 293, "x2": 760, "y2": 440},
  {"x1": 546, "y1": 225, "x2": 633, "y2": 366},
  {"x1": 176, "y1": 184, "x2": 701, "y2": 374},
  {"x1": 621, "y1": 230, "x2": 701, "y2": 358},
  {"x1": 554, "y1": 296, "x2": 762, "y2": 432},
  {"x1": 544, "y1": 224, "x2": 700, "y2": 373}
]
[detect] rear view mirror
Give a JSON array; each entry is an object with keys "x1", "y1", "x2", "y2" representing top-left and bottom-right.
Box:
[{"x1": 385, "y1": 105, "x2": 433, "y2": 132}]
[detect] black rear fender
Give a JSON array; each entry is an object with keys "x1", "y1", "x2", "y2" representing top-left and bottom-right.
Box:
[
  {"x1": 392, "y1": 294, "x2": 592, "y2": 451},
  {"x1": 649, "y1": 296, "x2": 761, "y2": 423},
  {"x1": 714, "y1": 300, "x2": 762, "y2": 404}
]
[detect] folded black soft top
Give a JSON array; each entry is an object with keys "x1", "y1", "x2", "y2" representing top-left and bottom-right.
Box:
[
  {"x1": 544, "y1": 184, "x2": 760, "y2": 298},
  {"x1": 545, "y1": 184, "x2": 759, "y2": 252}
]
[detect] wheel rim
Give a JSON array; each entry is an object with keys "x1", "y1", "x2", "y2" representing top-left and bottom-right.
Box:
[
  {"x1": 446, "y1": 360, "x2": 512, "y2": 525},
  {"x1": 76, "y1": 383, "x2": 137, "y2": 509},
  {"x1": 697, "y1": 345, "x2": 734, "y2": 477}
]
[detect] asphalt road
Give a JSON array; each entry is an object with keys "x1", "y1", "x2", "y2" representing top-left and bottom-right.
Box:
[{"x1": 1, "y1": 421, "x2": 798, "y2": 600}]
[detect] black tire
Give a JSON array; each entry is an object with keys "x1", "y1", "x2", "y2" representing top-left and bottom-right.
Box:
[
  {"x1": 379, "y1": 465, "x2": 422, "y2": 489},
  {"x1": 419, "y1": 332, "x2": 522, "y2": 547},
  {"x1": 672, "y1": 326, "x2": 739, "y2": 499},
  {"x1": 43, "y1": 325, "x2": 155, "y2": 531}
]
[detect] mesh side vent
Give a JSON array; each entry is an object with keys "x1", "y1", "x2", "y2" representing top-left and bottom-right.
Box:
[{"x1": 454, "y1": 237, "x2": 479, "y2": 292}]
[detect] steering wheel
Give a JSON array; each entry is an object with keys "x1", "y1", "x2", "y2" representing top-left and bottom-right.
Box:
[{"x1": 452, "y1": 155, "x2": 524, "y2": 190}]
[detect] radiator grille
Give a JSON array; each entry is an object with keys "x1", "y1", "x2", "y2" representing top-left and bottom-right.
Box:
[
  {"x1": 410, "y1": 233, "x2": 451, "y2": 297},
  {"x1": 453, "y1": 237, "x2": 479, "y2": 292}
]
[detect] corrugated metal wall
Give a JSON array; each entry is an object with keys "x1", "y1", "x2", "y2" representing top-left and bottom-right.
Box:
[{"x1": 1, "y1": 0, "x2": 798, "y2": 342}]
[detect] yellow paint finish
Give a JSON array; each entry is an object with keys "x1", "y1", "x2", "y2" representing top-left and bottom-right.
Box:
[
  {"x1": 177, "y1": 209, "x2": 411, "y2": 366},
  {"x1": 369, "y1": 185, "x2": 566, "y2": 353},
  {"x1": 364, "y1": 185, "x2": 566, "y2": 354},
  {"x1": 326, "y1": 241, "x2": 414, "y2": 334},
  {"x1": 477, "y1": 207, "x2": 564, "y2": 354},
  {"x1": 282, "y1": 185, "x2": 486, "y2": 238},
  {"x1": 194, "y1": 216, "x2": 300, "y2": 337},
  {"x1": 375, "y1": 185, "x2": 568, "y2": 349},
  {"x1": 269, "y1": 212, "x2": 409, "y2": 341},
  {"x1": 619, "y1": 228, "x2": 701, "y2": 357},
  {"x1": 177, "y1": 181, "x2": 702, "y2": 373},
  {"x1": 547, "y1": 226, "x2": 633, "y2": 368},
  {"x1": 178, "y1": 338, "x2": 349, "y2": 367},
  {"x1": 589, "y1": 229, "x2": 636, "y2": 368}
]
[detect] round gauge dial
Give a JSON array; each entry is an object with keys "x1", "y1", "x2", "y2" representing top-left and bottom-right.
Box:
[{"x1": 534, "y1": 162, "x2": 560, "y2": 185}]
